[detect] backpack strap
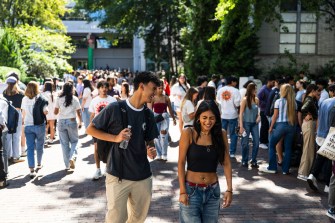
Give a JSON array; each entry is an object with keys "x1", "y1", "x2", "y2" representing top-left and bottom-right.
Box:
[{"x1": 117, "y1": 100, "x2": 128, "y2": 182}]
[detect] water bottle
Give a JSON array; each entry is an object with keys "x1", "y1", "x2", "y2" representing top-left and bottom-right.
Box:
[{"x1": 119, "y1": 125, "x2": 132, "y2": 149}]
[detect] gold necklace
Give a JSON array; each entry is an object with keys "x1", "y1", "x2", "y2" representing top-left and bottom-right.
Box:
[{"x1": 200, "y1": 131, "x2": 210, "y2": 136}]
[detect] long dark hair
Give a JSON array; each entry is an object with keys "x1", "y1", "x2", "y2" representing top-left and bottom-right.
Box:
[
  {"x1": 303, "y1": 84, "x2": 318, "y2": 103},
  {"x1": 246, "y1": 83, "x2": 256, "y2": 109},
  {"x1": 83, "y1": 79, "x2": 94, "y2": 92},
  {"x1": 122, "y1": 82, "x2": 130, "y2": 97},
  {"x1": 59, "y1": 82, "x2": 74, "y2": 107},
  {"x1": 194, "y1": 100, "x2": 225, "y2": 165},
  {"x1": 44, "y1": 81, "x2": 55, "y2": 102}
]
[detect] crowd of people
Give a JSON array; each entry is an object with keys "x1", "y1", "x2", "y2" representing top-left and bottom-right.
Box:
[{"x1": 1, "y1": 69, "x2": 335, "y2": 222}]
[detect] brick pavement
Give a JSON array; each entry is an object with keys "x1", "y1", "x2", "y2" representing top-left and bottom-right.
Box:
[{"x1": 0, "y1": 122, "x2": 333, "y2": 223}]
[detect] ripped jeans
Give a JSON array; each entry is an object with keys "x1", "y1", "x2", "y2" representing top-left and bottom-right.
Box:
[{"x1": 154, "y1": 113, "x2": 169, "y2": 158}]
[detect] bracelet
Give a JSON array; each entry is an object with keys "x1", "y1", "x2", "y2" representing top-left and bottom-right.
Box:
[{"x1": 225, "y1": 190, "x2": 233, "y2": 194}]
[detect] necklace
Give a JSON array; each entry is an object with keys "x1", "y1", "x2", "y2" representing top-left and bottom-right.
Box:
[{"x1": 201, "y1": 131, "x2": 210, "y2": 136}]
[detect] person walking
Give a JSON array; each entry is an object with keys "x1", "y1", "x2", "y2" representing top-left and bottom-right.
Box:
[
  {"x1": 239, "y1": 83, "x2": 260, "y2": 168},
  {"x1": 86, "y1": 72, "x2": 160, "y2": 223},
  {"x1": 178, "y1": 100, "x2": 232, "y2": 222},
  {"x1": 42, "y1": 81, "x2": 58, "y2": 144},
  {"x1": 260, "y1": 84, "x2": 296, "y2": 174},
  {"x1": 297, "y1": 84, "x2": 318, "y2": 181},
  {"x1": 181, "y1": 87, "x2": 198, "y2": 128},
  {"x1": 216, "y1": 76, "x2": 241, "y2": 158},
  {"x1": 81, "y1": 79, "x2": 94, "y2": 129},
  {"x1": 21, "y1": 81, "x2": 48, "y2": 178},
  {"x1": 88, "y1": 80, "x2": 116, "y2": 179}
]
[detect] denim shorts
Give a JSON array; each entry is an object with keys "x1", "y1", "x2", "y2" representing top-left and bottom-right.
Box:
[{"x1": 179, "y1": 182, "x2": 221, "y2": 223}]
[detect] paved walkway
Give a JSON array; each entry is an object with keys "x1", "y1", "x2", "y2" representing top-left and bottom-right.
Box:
[{"x1": 0, "y1": 122, "x2": 332, "y2": 223}]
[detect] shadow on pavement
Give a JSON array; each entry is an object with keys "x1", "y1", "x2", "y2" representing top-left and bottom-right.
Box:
[
  {"x1": 32, "y1": 170, "x2": 73, "y2": 186},
  {"x1": 82, "y1": 154, "x2": 95, "y2": 165}
]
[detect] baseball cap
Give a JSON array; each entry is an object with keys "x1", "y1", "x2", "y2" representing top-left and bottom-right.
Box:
[{"x1": 6, "y1": 76, "x2": 17, "y2": 84}]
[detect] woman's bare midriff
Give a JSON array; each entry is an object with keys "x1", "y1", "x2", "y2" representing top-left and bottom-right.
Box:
[{"x1": 186, "y1": 170, "x2": 218, "y2": 184}]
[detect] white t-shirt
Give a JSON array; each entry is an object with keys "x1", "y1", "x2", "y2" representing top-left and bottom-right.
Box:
[
  {"x1": 41, "y1": 91, "x2": 58, "y2": 120},
  {"x1": 55, "y1": 96, "x2": 81, "y2": 120},
  {"x1": 89, "y1": 96, "x2": 117, "y2": 117},
  {"x1": 82, "y1": 88, "x2": 93, "y2": 108},
  {"x1": 216, "y1": 85, "x2": 241, "y2": 119},
  {"x1": 21, "y1": 96, "x2": 48, "y2": 126},
  {"x1": 181, "y1": 100, "x2": 195, "y2": 126},
  {"x1": 171, "y1": 83, "x2": 189, "y2": 108},
  {"x1": 0, "y1": 96, "x2": 9, "y2": 132}
]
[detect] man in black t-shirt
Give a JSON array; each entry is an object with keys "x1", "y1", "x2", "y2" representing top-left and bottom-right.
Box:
[{"x1": 87, "y1": 72, "x2": 160, "y2": 223}]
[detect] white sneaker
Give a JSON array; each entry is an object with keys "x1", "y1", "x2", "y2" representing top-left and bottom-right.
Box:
[
  {"x1": 92, "y1": 169, "x2": 102, "y2": 180},
  {"x1": 307, "y1": 174, "x2": 318, "y2": 191},
  {"x1": 297, "y1": 174, "x2": 308, "y2": 181},
  {"x1": 259, "y1": 144, "x2": 268, "y2": 149},
  {"x1": 325, "y1": 185, "x2": 329, "y2": 193},
  {"x1": 259, "y1": 167, "x2": 276, "y2": 174},
  {"x1": 162, "y1": 155, "x2": 167, "y2": 161},
  {"x1": 229, "y1": 154, "x2": 235, "y2": 158}
]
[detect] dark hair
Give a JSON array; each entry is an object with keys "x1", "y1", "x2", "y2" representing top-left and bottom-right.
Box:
[
  {"x1": 181, "y1": 87, "x2": 199, "y2": 108},
  {"x1": 59, "y1": 82, "x2": 74, "y2": 107},
  {"x1": 329, "y1": 84, "x2": 335, "y2": 93},
  {"x1": 133, "y1": 71, "x2": 161, "y2": 91},
  {"x1": 226, "y1": 76, "x2": 238, "y2": 85},
  {"x1": 44, "y1": 81, "x2": 55, "y2": 102},
  {"x1": 330, "y1": 76, "x2": 335, "y2": 83},
  {"x1": 316, "y1": 79, "x2": 328, "y2": 88},
  {"x1": 6, "y1": 71, "x2": 20, "y2": 81},
  {"x1": 122, "y1": 82, "x2": 130, "y2": 97},
  {"x1": 194, "y1": 100, "x2": 225, "y2": 165},
  {"x1": 196, "y1": 75, "x2": 208, "y2": 86},
  {"x1": 97, "y1": 80, "x2": 109, "y2": 89},
  {"x1": 304, "y1": 84, "x2": 318, "y2": 103},
  {"x1": 242, "y1": 80, "x2": 254, "y2": 89},
  {"x1": 297, "y1": 79, "x2": 307, "y2": 89},
  {"x1": 83, "y1": 79, "x2": 94, "y2": 91},
  {"x1": 202, "y1": 86, "x2": 216, "y2": 100},
  {"x1": 178, "y1": 74, "x2": 189, "y2": 89},
  {"x1": 170, "y1": 75, "x2": 177, "y2": 87},
  {"x1": 246, "y1": 83, "x2": 256, "y2": 109}
]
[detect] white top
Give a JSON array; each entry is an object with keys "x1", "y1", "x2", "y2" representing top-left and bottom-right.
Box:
[
  {"x1": 239, "y1": 88, "x2": 247, "y2": 99},
  {"x1": 274, "y1": 98, "x2": 288, "y2": 122},
  {"x1": 319, "y1": 89, "x2": 329, "y2": 107},
  {"x1": 55, "y1": 96, "x2": 81, "y2": 120},
  {"x1": 41, "y1": 91, "x2": 58, "y2": 120},
  {"x1": 89, "y1": 95, "x2": 117, "y2": 117},
  {"x1": 82, "y1": 88, "x2": 93, "y2": 108},
  {"x1": 216, "y1": 85, "x2": 241, "y2": 119},
  {"x1": 170, "y1": 83, "x2": 189, "y2": 108},
  {"x1": 0, "y1": 96, "x2": 9, "y2": 132},
  {"x1": 21, "y1": 96, "x2": 48, "y2": 126},
  {"x1": 207, "y1": 81, "x2": 216, "y2": 88},
  {"x1": 181, "y1": 100, "x2": 195, "y2": 126}
]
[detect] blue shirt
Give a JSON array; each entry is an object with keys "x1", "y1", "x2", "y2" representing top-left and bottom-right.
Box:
[
  {"x1": 317, "y1": 98, "x2": 335, "y2": 138},
  {"x1": 257, "y1": 85, "x2": 271, "y2": 111}
]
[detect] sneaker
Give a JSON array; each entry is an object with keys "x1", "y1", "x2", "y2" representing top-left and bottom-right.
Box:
[
  {"x1": 259, "y1": 167, "x2": 276, "y2": 174},
  {"x1": 156, "y1": 156, "x2": 162, "y2": 160},
  {"x1": 242, "y1": 162, "x2": 248, "y2": 167},
  {"x1": 297, "y1": 174, "x2": 308, "y2": 181},
  {"x1": 327, "y1": 208, "x2": 335, "y2": 220},
  {"x1": 0, "y1": 179, "x2": 9, "y2": 189},
  {"x1": 325, "y1": 185, "x2": 330, "y2": 193},
  {"x1": 283, "y1": 172, "x2": 290, "y2": 175},
  {"x1": 48, "y1": 138, "x2": 54, "y2": 144},
  {"x1": 69, "y1": 159, "x2": 76, "y2": 169},
  {"x1": 12, "y1": 158, "x2": 25, "y2": 163},
  {"x1": 92, "y1": 169, "x2": 102, "y2": 180},
  {"x1": 29, "y1": 171, "x2": 36, "y2": 179},
  {"x1": 307, "y1": 174, "x2": 318, "y2": 191},
  {"x1": 21, "y1": 151, "x2": 27, "y2": 157},
  {"x1": 259, "y1": 144, "x2": 268, "y2": 149},
  {"x1": 229, "y1": 154, "x2": 235, "y2": 158},
  {"x1": 162, "y1": 155, "x2": 167, "y2": 161}
]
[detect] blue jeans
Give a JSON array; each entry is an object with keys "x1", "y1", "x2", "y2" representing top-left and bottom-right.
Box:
[
  {"x1": 179, "y1": 183, "x2": 221, "y2": 223},
  {"x1": 221, "y1": 118, "x2": 238, "y2": 155},
  {"x1": 82, "y1": 107, "x2": 90, "y2": 129},
  {"x1": 268, "y1": 122, "x2": 296, "y2": 173},
  {"x1": 58, "y1": 119, "x2": 79, "y2": 168},
  {"x1": 1, "y1": 131, "x2": 8, "y2": 174},
  {"x1": 241, "y1": 122, "x2": 259, "y2": 164},
  {"x1": 154, "y1": 113, "x2": 169, "y2": 158},
  {"x1": 6, "y1": 110, "x2": 22, "y2": 159},
  {"x1": 25, "y1": 124, "x2": 46, "y2": 168}
]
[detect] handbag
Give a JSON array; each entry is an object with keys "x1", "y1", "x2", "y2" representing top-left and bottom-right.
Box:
[
  {"x1": 154, "y1": 114, "x2": 165, "y2": 123},
  {"x1": 317, "y1": 127, "x2": 335, "y2": 160}
]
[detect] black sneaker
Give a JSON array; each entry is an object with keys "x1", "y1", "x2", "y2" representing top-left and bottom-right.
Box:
[
  {"x1": 0, "y1": 179, "x2": 9, "y2": 189},
  {"x1": 242, "y1": 162, "x2": 248, "y2": 167},
  {"x1": 251, "y1": 162, "x2": 259, "y2": 168},
  {"x1": 327, "y1": 208, "x2": 335, "y2": 220}
]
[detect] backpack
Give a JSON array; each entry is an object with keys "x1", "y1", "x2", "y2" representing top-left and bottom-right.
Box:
[
  {"x1": 33, "y1": 95, "x2": 48, "y2": 125},
  {"x1": 0, "y1": 98, "x2": 19, "y2": 134}
]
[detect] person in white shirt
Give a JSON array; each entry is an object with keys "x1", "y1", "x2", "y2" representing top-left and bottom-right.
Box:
[
  {"x1": 0, "y1": 95, "x2": 9, "y2": 187},
  {"x1": 316, "y1": 79, "x2": 329, "y2": 107},
  {"x1": 81, "y1": 79, "x2": 94, "y2": 129},
  {"x1": 89, "y1": 81, "x2": 117, "y2": 180},
  {"x1": 42, "y1": 81, "x2": 58, "y2": 144},
  {"x1": 216, "y1": 76, "x2": 241, "y2": 158},
  {"x1": 181, "y1": 87, "x2": 199, "y2": 128},
  {"x1": 54, "y1": 82, "x2": 82, "y2": 170},
  {"x1": 207, "y1": 74, "x2": 219, "y2": 89},
  {"x1": 171, "y1": 74, "x2": 190, "y2": 133}
]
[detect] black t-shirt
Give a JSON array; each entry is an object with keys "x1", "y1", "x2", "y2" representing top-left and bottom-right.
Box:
[
  {"x1": 92, "y1": 100, "x2": 159, "y2": 181},
  {"x1": 3, "y1": 92, "x2": 24, "y2": 109},
  {"x1": 107, "y1": 88, "x2": 120, "y2": 97}
]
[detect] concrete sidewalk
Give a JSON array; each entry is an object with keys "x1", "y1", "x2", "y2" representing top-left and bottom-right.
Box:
[{"x1": 0, "y1": 122, "x2": 332, "y2": 223}]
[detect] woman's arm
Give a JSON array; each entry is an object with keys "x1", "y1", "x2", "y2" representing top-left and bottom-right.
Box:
[
  {"x1": 269, "y1": 109, "x2": 279, "y2": 133},
  {"x1": 222, "y1": 130, "x2": 233, "y2": 208},
  {"x1": 178, "y1": 128, "x2": 191, "y2": 205},
  {"x1": 239, "y1": 98, "x2": 246, "y2": 134},
  {"x1": 166, "y1": 96, "x2": 176, "y2": 125},
  {"x1": 255, "y1": 97, "x2": 261, "y2": 123},
  {"x1": 76, "y1": 109, "x2": 82, "y2": 128}
]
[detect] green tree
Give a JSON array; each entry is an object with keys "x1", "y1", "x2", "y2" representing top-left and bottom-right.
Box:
[
  {"x1": 0, "y1": 0, "x2": 67, "y2": 30},
  {"x1": 75, "y1": 0, "x2": 184, "y2": 74},
  {"x1": 9, "y1": 25, "x2": 75, "y2": 77},
  {"x1": 0, "y1": 28, "x2": 26, "y2": 75}
]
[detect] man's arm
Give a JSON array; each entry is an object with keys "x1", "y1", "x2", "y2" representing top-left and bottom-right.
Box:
[{"x1": 86, "y1": 123, "x2": 130, "y2": 143}]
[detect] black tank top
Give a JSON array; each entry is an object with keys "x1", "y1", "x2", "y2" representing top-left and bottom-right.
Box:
[{"x1": 186, "y1": 132, "x2": 218, "y2": 172}]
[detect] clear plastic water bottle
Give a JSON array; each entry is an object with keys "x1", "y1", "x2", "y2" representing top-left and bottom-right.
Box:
[{"x1": 119, "y1": 125, "x2": 132, "y2": 149}]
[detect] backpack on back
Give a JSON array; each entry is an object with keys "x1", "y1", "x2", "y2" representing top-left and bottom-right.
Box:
[{"x1": 0, "y1": 98, "x2": 19, "y2": 134}]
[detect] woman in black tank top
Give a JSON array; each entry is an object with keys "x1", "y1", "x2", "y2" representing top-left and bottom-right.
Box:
[{"x1": 178, "y1": 100, "x2": 233, "y2": 222}]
